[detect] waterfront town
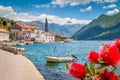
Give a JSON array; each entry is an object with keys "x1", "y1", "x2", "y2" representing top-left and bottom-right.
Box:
[
  {"x1": 0, "y1": 17, "x2": 48, "y2": 80},
  {"x1": 1, "y1": 0, "x2": 120, "y2": 80},
  {"x1": 0, "y1": 17, "x2": 56, "y2": 44},
  {"x1": 0, "y1": 17, "x2": 69, "y2": 80}
]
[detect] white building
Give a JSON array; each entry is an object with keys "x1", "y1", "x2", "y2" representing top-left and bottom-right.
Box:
[
  {"x1": 35, "y1": 32, "x2": 55, "y2": 43},
  {"x1": 0, "y1": 28, "x2": 9, "y2": 41},
  {"x1": 11, "y1": 23, "x2": 40, "y2": 40},
  {"x1": 11, "y1": 23, "x2": 55, "y2": 43},
  {"x1": 44, "y1": 32, "x2": 55, "y2": 42}
]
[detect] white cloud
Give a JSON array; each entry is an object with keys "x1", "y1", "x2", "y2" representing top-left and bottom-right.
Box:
[
  {"x1": 51, "y1": 0, "x2": 98, "y2": 7},
  {"x1": 38, "y1": 14, "x2": 91, "y2": 25},
  {"x1": 50, "y1": 0, "x2": 117, "y2": 7},
  {"x1": 34, "y1": 4, "x2": 50, "y2": 8},
  {"x1": 0, "y1": 5, "x2": 91, "y2": 25},
  {"x1": 80, "y1": 6, "x2": 92, "y2": 12},
  {"x1": 103, "y1": 4, "x2": 117, "y2": 9},
  {"x1": 104, "y1": 0, "x2": 117, "y2": 2},
  {"x1": 106, "y1": 8, "x2": 119, "y2": 15},
  {"x1": 0, "y1": 6, "x2": 14, "y2": 14}
]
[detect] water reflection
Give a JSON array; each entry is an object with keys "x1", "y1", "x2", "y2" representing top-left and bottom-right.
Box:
[{"x1": 45, "y1": 62, "x2": 60, "y2": 67}]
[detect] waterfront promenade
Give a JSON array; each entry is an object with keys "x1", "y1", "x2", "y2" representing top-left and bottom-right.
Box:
[{"x1": 0, "y1": 49, "x2": 44, "y2": 80}]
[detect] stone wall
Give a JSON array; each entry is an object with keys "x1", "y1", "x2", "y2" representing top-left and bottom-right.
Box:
[{"x1": 1, "y1": 46, "x2": 24, "y2": 55}]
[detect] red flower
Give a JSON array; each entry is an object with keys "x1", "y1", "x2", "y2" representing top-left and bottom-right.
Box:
[
  {"x1": 100, "y1": 44, "x2": 120, "y2": 66},
  {"x1": 93, "y1": 76, "x2": 101, "y2": 80},
  {"x1": 100, "y1": 70, "x2": 118, "y2": 80},
  {"x1": 113, "y1": 39, "x2": 120, "y2": 52},
  {"x1": 69, "y1": 62, "x2": 86, "y2": 79},
  {"x1": 87, "y1": 50, "x2": 99, "y2": 63}
]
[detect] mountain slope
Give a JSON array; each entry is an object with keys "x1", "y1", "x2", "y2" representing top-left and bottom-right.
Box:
[
  {"x1": 72, "y1": 13, "x2": 120, "y2": 40},
  {"x1": 19, "y1": 21, "x2": 83, "y2": 37}
]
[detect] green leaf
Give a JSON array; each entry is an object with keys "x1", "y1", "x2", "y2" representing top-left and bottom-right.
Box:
[
  {"x1": 65, "y1": 63, "x2": 69, "y2": 69},
  {"x1": 82, "y1": 77, "x2": 87, "y2": 80},
  {"x1": 84, "y1": 63, "x2": 92, "y2": 76},
  {"x1": 111, "y1": 66, "x2": 117, "y2": 73},
  {"x1": 102, "y1": 44, "x2": 108, "y2": 52},
  {"x1": 90, "y1": 63, "x2": 95, "y2": 76},
  {"x1": 117, "y1": 76, "x2": 120, "y2": 80}
]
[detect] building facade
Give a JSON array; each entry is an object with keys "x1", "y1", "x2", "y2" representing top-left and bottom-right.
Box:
[
  {"x1": 11, "y1": 23, "x2": 40, "y2": 40},
  {"x1": 35, "y1": 32, "x2": 55, "y2": 43},
  {"x1": 0, "y1": 28, "x2": 9, "y2": 41},
  {"x1": 11, "y1": 22, "x2": 55, "y2": 43}
]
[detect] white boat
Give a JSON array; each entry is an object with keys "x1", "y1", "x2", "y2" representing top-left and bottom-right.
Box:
[
  {"x1": 46, "y1": 47, "x2": 76, "y2": 62},
  {"x1": 17, "y1": 40, "x2": 26, "y2": 46},
  {"x1": 17, "y1": 43, "x2": 26, "y2": 46},
  {"x1": 64, "y1": 39, "x2": 73, "y2": 43},
  {"x1": 45, "y1": 56, "x2": 75, "y2": 62}
]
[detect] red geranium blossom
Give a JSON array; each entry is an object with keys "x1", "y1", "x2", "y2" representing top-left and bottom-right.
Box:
[
  {"x1": 100, "y1": 70, "x2": 118, "y2": 80},
  {"x1": 113, "y1": 39, "x2": 120, "y2": 48},
  {"x1": 100, "y1": 44, "x2": 120, "y2": 66},
  {"x1": 87, "y1": 50, "x2": 99, "y2": 63},
  {"x1": 113, "y1": 39, "x2": 120, "y2": 52},
  {"x1": 69, "y1": 62, "x2": 86, "y2": 79},
  {"x1": 93, "y1": 76, "x2": 101, "y2": 80}
]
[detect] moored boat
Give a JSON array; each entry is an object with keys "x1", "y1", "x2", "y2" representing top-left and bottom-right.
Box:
[
  {"x1": 45, "y1": 56, "x2": 75, "y2": 62},
  {"x1": 64, "y1": 39, "x2": 73, "y2": 43}
]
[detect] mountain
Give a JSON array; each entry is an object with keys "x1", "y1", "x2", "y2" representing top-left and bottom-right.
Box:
[
  {"x1": 19, "y1": 21, "x2": 83, "y2": 37},
  {"x1": 72, "y1": 13, "x2": 120, "y2": 40}
]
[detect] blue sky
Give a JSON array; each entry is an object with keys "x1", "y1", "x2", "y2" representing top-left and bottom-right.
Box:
[{"x1": 0, "y1": 0, "x2": 120, "y2": 25}]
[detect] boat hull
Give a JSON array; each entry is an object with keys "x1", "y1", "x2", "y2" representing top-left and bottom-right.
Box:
[{"x1": 45, "y1": 56, "x2": 74, "y2": 62}]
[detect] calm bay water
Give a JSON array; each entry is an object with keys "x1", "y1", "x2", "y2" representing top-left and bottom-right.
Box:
[{"x1": 17, "y1": 41, "x2": 113, "y2": 80}]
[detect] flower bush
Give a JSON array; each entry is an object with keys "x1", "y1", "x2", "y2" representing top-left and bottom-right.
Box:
[{"x1": 67, "y1": 39, "x2": 120, "y2": 80}]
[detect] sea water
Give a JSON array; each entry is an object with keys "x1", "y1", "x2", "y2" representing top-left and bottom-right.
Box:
[{"x1": 17, "y1": 40, "x2": 117, "y2": 80}]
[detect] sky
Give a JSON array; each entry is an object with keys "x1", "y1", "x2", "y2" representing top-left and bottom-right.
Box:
[{"x1": 0, "y1": 0, "x2": 120, "y2": 25}]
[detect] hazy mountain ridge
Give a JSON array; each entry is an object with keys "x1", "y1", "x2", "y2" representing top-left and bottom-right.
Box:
[
  {"x1": 72, "y1": 13, "x2": 120, "y2": 40},
  {"x1": 19, "y1": 21, "x2": 84, "y2": 37}
]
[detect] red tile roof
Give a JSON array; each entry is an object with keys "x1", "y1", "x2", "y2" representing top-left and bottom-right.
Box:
[
  {"x1": 24, "y1": 29, "x2": 33, "y2": 32},
  {"x1": 16, "y1": 23, "x2": 39, "y2": 29},
  {"x1": 18, "y1": 31, "x2": 24, "y2": 35},
  {"x1": 0, "y1": 28, "x2": 9, "y2": 33},
  {"x1": 31, "y1": 25, "x2": 39, "y2": 29}
]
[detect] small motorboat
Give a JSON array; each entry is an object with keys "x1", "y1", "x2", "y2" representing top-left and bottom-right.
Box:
[
  {"x1": 45, "y1": 47, "x2": 76, "y2": 62},
  {"x1": 45, "y1": 56, "x2": 75, "y2": 62}
]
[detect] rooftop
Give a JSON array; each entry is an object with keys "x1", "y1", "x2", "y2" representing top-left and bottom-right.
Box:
[
  {"x1": 24, "y1": 29, "x2": 33, "y2": 32},
  {"x1": 0, "y1": 28, "x2": 9, "y2": 33},
  {"x1": 16, "y1": 23, "x2": 39, "y2": 29}
]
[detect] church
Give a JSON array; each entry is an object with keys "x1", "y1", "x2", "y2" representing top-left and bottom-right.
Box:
[{"x1": 34, "y1": 18, "x2": 55, "y2": 43}]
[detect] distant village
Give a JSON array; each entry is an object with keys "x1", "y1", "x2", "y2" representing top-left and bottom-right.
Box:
[{"x1": 0, "y1": 17, "x2": 68, "y2": 44}]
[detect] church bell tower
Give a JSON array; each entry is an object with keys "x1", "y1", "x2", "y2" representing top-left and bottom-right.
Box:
[{"x1": 45, "y1": 17, "x2": 48, "y2": 32}]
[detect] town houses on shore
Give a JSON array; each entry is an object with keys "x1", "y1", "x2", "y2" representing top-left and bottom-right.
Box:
[
  {"x1": 0, "y1": 18, "x2": 55, "y2": 43},
  {"x1": 0, "y1": 28, "x2": 9, "y2": 41}
]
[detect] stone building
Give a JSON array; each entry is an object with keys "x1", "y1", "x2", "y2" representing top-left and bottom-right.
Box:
[{"x1": 0, "y1": 28, "x2": 9, "y2": 41}]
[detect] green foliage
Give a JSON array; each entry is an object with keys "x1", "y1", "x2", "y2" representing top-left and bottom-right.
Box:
[
  {"x1": 55, "y1": 35, "x2": 67, "y2": 41},
  {"x1": 31, "y1": 24, "x2": 36, "y2": 26},
  {"x1": 90, "y1": 63, "x2": 95, "y2": 76},
  {"x1": 84, "y1": 63, "x2": 96, "y2": 77},
  {"x1": 65, "y1": 63, "x2": 69, "y2": 69},
  {"x1": 84, "y1": 63, "x2": 92, "y2": 76},
  {"x1": 0, "y1": 18, "x2": 14, "y2": 31},
  {"x1": 72, "y1": 12, "x2": 120, "y2": 40}
]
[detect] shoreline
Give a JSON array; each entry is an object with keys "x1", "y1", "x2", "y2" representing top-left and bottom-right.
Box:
[{"x1": 0, "y1": 49, "x2": 44, "y2": 80}]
